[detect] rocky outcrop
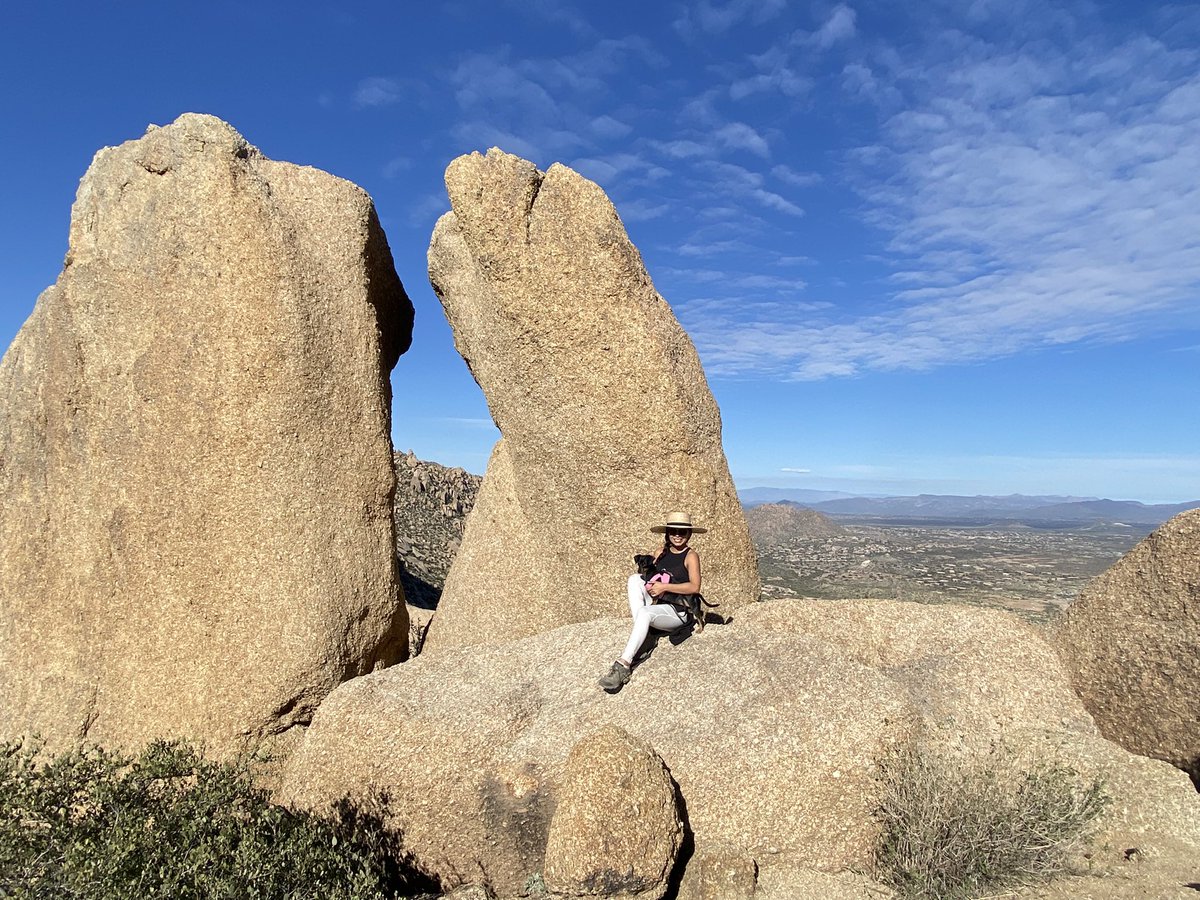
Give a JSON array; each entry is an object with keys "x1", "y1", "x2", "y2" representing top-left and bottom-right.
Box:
[
  {"x1": 279, "y1": 600, "x2": 1200, "y2": 896},
  {"x1": 543, "y1": 726, "x2": 682, "y2": 899},
  {"x1": 424, "y1": 148, "x2": 759, "y2": 652},
  {"x1": 0, "y1": 114, "x2": 412, "y2": 758},
  {"x1": 745, "y1": 502, "x2": 846, "y2": 547},
  {"x1": 1053, "y1": 507, "x2": 1200, "y2": 784},
  {"x1": 393, "y1": 450, "x2": 481, "y2": 609}
]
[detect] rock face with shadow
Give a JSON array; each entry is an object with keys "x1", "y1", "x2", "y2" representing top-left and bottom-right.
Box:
[
  {"x1": 279, "y1": 599, "x2": 1200, "y2": 897},
  {"x1": 392, "y1": 450, "x2": 481, "y2": 609},
  {"x1": 0, "y1": 114, "x2": 412, "y2": 759},
  {"x1": 423, "y1": 148, "x2": 759, "y2": 652},
  {"x1": 1053, "y1": 507, "x2": 1200, "y2": 785}
]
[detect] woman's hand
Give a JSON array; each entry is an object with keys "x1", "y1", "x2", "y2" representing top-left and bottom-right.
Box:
[{"x1": 647, "y1": 581, "x2": 668, "y2": 599}]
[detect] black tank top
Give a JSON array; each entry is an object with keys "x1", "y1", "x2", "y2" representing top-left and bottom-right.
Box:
[{"x1": 655, "y1": 547, "x2": 691, "y2": 592}]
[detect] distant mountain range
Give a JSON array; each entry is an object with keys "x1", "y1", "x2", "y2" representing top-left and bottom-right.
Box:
[
  {"x1": 738, "y1": 491, "x2": 1200, "y2": 526},
  {"x1": 737, "y1": 487, "x2": 875, "y2": 505}
]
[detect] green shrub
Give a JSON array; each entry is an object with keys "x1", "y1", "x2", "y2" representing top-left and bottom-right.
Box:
[
  {"x1": 873, "y1": 743, "x2": 1109, "y2": 899},
  {"x1": 0, "y1": 738, "x2": 437, "y2": 899}
]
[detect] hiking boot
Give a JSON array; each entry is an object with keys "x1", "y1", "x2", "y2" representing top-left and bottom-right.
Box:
[{"x1": 598, "y1": 660, "x2": 632, "y2": 693}]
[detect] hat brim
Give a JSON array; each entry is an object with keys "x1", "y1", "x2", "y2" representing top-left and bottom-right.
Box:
[{"x1": 650, "y1": 525, "x2": 708, "y2": 534}]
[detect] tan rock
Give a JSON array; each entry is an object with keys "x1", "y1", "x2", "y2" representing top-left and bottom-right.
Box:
[
  {"x1": 544, "y1": 725, "x2": 682, "y2": 898},
  {"x1": 677, "y1": 848, "x2": 760, "y2": 900},
  {"x1": 754, "y1": 866, "x2": 893, "y2": 899},
  {"x1": 424, "y1": 148, "x2": 759, "y2": 652},
  {"x1": 279, "y1": 600, "x2": 1200, "y2": 895},
  {"x1": 1052, "y1": 507, "x2": 1200, "y2": 783},
  {"x1": 0, "y1": 113, "x2": 412, "y2": 759}
]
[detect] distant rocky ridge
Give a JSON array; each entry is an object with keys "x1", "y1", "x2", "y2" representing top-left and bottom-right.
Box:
[
  {"x1": 745, "y1": 501, "x2": 845, "y2": 547},
  {"x1": 392, "y1": 451, "x2": 481, "y2": 609},
  {"x1": 743, "y1": 491, "x2": 1199, "y2": 526}
]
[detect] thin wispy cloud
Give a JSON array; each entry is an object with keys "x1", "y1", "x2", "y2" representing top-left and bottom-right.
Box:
[
  {"x1": 451, "y1": 50, "x2": 559, "y2": 114},
  {"x1": 673, "y1": 0, "x2": 788, "y2": 38},
  {"x1": 771, "y1": 164, "x2": 821, "y2": 188},
  {"x1": 714, "y1": 122, "x2": 771, "y2": 157},
  {"x1": 808, "y1": 4, "x2": 857, "y2": 49},
  {"x1": 590, "y1": 115, "x2": 632, "y2": 139},
  {"x1": 688, "y1": 11, "x2": 1200, "y2": 379},
  {"x1": 730, "y1": 46, "x2": 811, "y2": 99},
  {"x1": 615, "y1": 198, "x2": 670, "y2": 222},
  {"x1": 382, "y1": 156, "x2": 412, "y2": 179},
  {"x1": 354, "y1": 76, "x2": 404, "y2": 108},
  {"x1": 437, "y1": 416, "x2": 499, "y2": 430}
]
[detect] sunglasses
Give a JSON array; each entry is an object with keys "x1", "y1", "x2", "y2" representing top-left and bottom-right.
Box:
[{"x1": 666, "y1": 528, "x2": 691, "y2": 537}]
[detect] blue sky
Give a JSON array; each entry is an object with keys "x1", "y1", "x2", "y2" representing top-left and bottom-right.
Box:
[{"x1": 2, "y1": 1, "x2": 1198, "y2": 503}]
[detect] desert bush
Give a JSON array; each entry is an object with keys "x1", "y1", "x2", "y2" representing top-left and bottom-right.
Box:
[
  {"x1": 0, "y1": 738, "x2": 436, "y2": 899},
  {"x1": 873, "y1": 743, "x2": 1108, "y2": 899}
]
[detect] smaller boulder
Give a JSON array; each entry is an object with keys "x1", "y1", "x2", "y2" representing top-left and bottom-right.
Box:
[
  {"x1": 544, "y1": 725, "x2": 682, "y2": 899},
  {"x1": 1053, "y1": 507, "x2": 1200, "y2": 783}
]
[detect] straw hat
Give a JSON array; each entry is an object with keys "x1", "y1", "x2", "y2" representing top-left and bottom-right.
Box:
[{"x1": 650, "y1": 511, "x2": 708, "y2": 534}]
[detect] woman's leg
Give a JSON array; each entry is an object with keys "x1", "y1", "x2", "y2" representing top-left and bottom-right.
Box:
[
  {"x1": 627, "y1": 574, "x2": 650, "y2": 617},
  {"x1": 619, "y1": 603, "x2": 684, "y2": 665}
]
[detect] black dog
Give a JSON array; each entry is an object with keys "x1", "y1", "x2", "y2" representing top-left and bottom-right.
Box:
[
  {"x1": 631, "y1": 554, "x2": 717, "y2": 633},
  {"x1": 633, "y1": 554, "x2": 658, "y2": 582}
]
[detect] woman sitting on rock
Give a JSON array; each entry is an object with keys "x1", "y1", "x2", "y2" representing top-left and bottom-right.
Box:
[{"x1": 599, "y1": 512, "x2": 705, "y2": 693}]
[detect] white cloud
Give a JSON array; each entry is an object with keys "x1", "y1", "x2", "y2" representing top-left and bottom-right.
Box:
[
  {"x1": 673, "y1": 0, "x2": 788, "y2": 37},
  {"x1": 452, "y1": 51, "x2": 559, "y2": 114},
  {"x1": 649, "y1": 139, "x2": 712, "y2": 159},
  {"x1": 841, "y1": 62, "x2": 901, "y2": 105},
  {"x1": 752, "y1": 189, "x2": 803, "y2": 216},
  {"x1": 771, "y1": 164, "x2": 822, "y2": 188},
  {"x1": 677, "y1": 239, "x2": 754, "y2": 257},
  {"x1": 354, "y1": 76, "x2": 404, "y2": 108},
  {"x1": 730, "y1": 46, "x2": 811, "y2": 99},
  {"x1": 810, "y1": 4, "x2": 857, "y2": 48},
  {"x1": 715, "y1": 122, "x2": 771, "y2": 157},
  {"x1": 382, "y1": 156, "x2": 413, "y2": 179},
  {"x1": 436, "y1": 416, "x2": 500, "y2": 430},
  {"x1": 591, "y1": 114, "x2": 632, "y2": 139},
  {"x1": 780, "y1": 467, "x2": 811, "y2": 473},
  {"x1": 617, "y1": 198, "x2": 670, "y2": 222}
]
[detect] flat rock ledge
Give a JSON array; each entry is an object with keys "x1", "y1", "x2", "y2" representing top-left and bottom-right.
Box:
[{"x1": 279, "y1": 599, "x2": 1200, "y2": 898}]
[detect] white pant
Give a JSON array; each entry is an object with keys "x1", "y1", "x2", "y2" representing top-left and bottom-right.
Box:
[{"x1": 621, "y1": 574, "x2": 685, "y2": 664}]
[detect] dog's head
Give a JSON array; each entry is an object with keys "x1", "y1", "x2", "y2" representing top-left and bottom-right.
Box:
[{"x1": 633, "y1": 554, "x2": 656, "y2": 579}]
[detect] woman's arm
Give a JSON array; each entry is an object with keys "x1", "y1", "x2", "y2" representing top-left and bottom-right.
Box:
[{"x1": 647, "y1": 549, "x2": 702, "y2": 599}]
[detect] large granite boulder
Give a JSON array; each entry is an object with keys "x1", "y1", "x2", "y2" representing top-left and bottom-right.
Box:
[
  {"x1": 279, "y1": 600, "x2": 1200, "y2": 896},
  {"x1": 0, "y1": 114, "x2": 413, "y2": 758},
  {"x1": 1053, "y1": 507, "x2": 1200, "y2": 783},
  {"x1": 424, "y1": 148, "x2": 759, "y2": 652}
]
